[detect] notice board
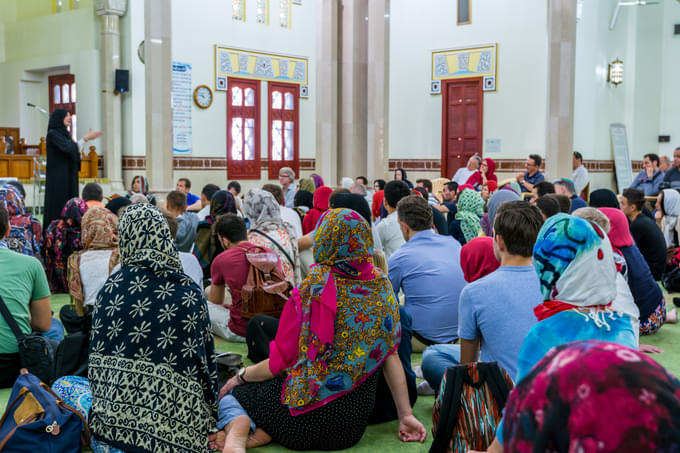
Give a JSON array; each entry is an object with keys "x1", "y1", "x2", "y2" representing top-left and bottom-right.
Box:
[{"x1": 610, "y1": 123, "x2": 632, "y2": 193}]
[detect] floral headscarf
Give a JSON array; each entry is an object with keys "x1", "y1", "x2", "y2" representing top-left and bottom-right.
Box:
[
  {"x1": 67, "y1": 207, "x2": 120, "y2": 314},
  {"x1": 503, "y1": 340, "x2": 680, "y2": 453},
  {"x1": 244, "y1": 188, "x2": 296, "y2": 239},
  {"x1": 0, "y1": 184, "x2": 41, "y2": 257},
  {"x1": 88, "y1": 203, "x2": 217, "y2": 452},
  {"x1": 532, "y1": 213, "x2": 617, "y2": 321},
  {"x1": 282, "y1": 209, "x2": 400, "y2": 415},
  {"x1": 299, "y1": 178, "x2": 315, "y2": 194},
  {"x1": 454, "y1": 189, "x2": 485, "y2": 243},
  {"x1": 44, "y1": 197, "x2": 88, "y2": 293}
]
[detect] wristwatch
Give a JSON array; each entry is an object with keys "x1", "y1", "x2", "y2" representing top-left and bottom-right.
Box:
[{"x1": 237, "y1": 367, "x2": 249, "y2": 384}]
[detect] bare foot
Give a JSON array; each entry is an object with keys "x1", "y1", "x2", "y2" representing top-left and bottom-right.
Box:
[
  {"x1": 246, "y1": 428, "x2": 272, "y2": 448},
  {"x1": 223, "y1": 415, "x2": 250, "y2": 453},
  {"x1": 211, "y1": 430, "x2": 226, "y2": 451},
  {"x1": 666, "y1": 308, "x2": 678, "y2": 324}
]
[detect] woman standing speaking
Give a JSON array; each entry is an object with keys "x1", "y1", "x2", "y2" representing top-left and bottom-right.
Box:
[{"x1": 43, "y1": 109, "x2": 102, "y2": 229}]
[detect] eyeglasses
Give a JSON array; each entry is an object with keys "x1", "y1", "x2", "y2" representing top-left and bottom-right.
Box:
[{"x1": 526, "y1": 161, "x2": 536, "y2": 167}]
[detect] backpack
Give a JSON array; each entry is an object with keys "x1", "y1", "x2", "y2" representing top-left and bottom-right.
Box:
[
  {"x1": 0, "y1": 296, "x2": 56, "y2": 385},
  {"x1": 239, "y1": 245, "x2": 292, "y2": 319},
  {"x1": 429, "y1": 362, "x2": 514, "y2": 453},
  {"x1": 663, "y1": 266, "x2": 680, "y2": 293},
  {"x1": 0, "y1": 369, "x2": 90, "y2": 452}
]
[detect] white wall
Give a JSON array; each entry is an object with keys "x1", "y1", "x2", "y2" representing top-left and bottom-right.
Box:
[
  {"x1": 169, "y1": 0, "x2": 317, "y2": 162},
  {"x1": 388, "y1": 0, "x2": 549, "y2": 161},
  {"x1": 659, "y1": 0, "x2": 680, "y2": 157},
  {"x1": 573, "y1": 0, "x2": 675, "y2": 162}
]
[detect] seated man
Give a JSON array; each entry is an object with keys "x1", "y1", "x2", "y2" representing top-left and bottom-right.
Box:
[
  {"x1": 516, "y1": 154, "x2": 545, "y2": 193},
  {"x1": 0, "y1": 205, "x2": 54, "y2": 387},
  {"x1": 208, "y1": 213, "x2": 282, "y2": 341},
  {"x1": 197, "y1": 183, "x2": 220, "y2": 221},
  {"x1": 262, "y1": 183, "x2": 303, "y2": 238},
  {"x1": 452, "y1": 155, "x2": 480, "y2": 185},
  {"x1": 434, "y1": 181, "x2": 458, "y2": 230},
  {"x1": 81, "y1": 182, "x2": 106, "y2": 209},
  {"x1": 376, "y1": 180, "x2": 411, "y2": 259},
  {"x1": 176, "y1": 177, "x2": 202, "y2": 211},
  {"x1": 165, "y1": 190, "x2": 199, "y2": 253},
  {"x1": 554, "y1": 178, "x2": 587, "y2": 213},
  {"x1": 421, "y1": 201, "x2": 544, "y2": 390},
  {"x1": 630, "y1": 153, "x2": 664, "y2": 196},
  {"x1": 416, "y1": 179, "x2": 439, "y2": 206},
  {"x1": 388, "y1": 195, "x2": 466, "y2": 348},
  {"x1": 662, "y1": 147, "x2": 680, "y2": 189},
  {"x1": 621, "y1": 188, "x2": 667, "y2": 280},
  {"x1": 530, "y1": 181, "x2": 555, "y2": 202}
]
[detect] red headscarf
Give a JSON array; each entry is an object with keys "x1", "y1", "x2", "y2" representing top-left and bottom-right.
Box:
[
  {"x1": 371, "y1": 190, "x2": 384, "y2": 220},
  {"x1": 460, "y1": 236, "x2": 501, "y2": 283},
  {"x1": 466, "y1": 158, "x2": 498, "y2": 188},
  {"x1": 598, "y1": 207, "x2": 634, "y2": 248},
  {"x1": 302, "y1": 186, "x2": 333, "y2": 234}
]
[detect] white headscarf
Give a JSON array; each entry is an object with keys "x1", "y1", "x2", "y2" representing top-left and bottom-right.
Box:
[{"x1": 661, "y1": 189, "x2": 680, "y2": 247}]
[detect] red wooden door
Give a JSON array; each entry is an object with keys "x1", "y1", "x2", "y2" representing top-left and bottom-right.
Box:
[
  {"x1": 48, "y1": 74, "x2": 77, "y2": 139},
  {"x1": 227, "y1": 78, "x2": 261, "y2": 179},
  {"x1": 441, "y1": 78, "x2": 483, "y2": 178}
]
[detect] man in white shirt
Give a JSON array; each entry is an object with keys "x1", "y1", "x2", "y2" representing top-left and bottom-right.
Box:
[
  {"x1": 197, "y1": 183, "x2": 220, "y2": 221},
  {"x1": 262, "y1": 184, "x2": 303, "y2": 238},
  {"x1": 452, "y1": 155, "x2": 481, "y2": 185},
  {"x1": 376, "y1": 180, "x2": 411, "y2": 259},
  {"x1": 572, "y1": 151, "x2": 589, "y2": 195}
]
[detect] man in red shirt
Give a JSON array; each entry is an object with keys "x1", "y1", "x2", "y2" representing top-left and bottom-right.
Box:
[{"x1": 208, "y1": 213, "x2": 282, "y2": 341}]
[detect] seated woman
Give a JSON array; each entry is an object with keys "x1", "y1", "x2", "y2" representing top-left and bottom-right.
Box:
[
  {"x1": 500, "y1": 340, "x2": 680, "y2": 453},
  {"x1": 656, "y1": 188, "x2": 680, "y2": 248},
  {"x1": 465, "y1": 157, "x2": 497, "y2": 191},
  {"x1": 43, "y1": 197, "x2": 88, "y2": 293},
  {"x1": 482, "y1": 213, "x2": 638, "y2": 452},
  {"x1": 64, "y1": 207, "x2": 119, "y2": 330},
  {"x1": 212, "y1": 208, "x2": 426, "y2": 452},
  {"x1": 302, "y1": 186, "x2": 332, "y2": 235},
  {"x1": 125, "y1": 174, "x2": 156, "y2": 204},
  {"x1": 588, "y1": 188, "x2": 620, "y2": 209},
  {"x1": 600, "y1": 207, "x2": 677, "y2": 334},
  {"x1": 194, "y1": 190, "x2": 238, "y2": 279},
  {"x1": 244, "y1": 189, "x2": 300, "y2": 286},
  {"x1": 55, "y1": 203, "x2": 218, "y2": 453},
  {"x1": 450, "y1": 188, "x2": 485, "y2": 245},
  {"x1": 0, "y1": 184, "x2": 42, "y2": 258}
]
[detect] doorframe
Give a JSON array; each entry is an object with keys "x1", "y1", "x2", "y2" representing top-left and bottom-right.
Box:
[{"x1": 440, "y1": 77, "x2": 484, "y2": 178}]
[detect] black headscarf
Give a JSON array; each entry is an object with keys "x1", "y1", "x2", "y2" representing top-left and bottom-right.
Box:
[
  {"x1": 106, "y1": 196, "x2": 132, "y2": 216},
  {"x1": 394, "y1": 168, "x2": 414, "y2": 189},
  {"x1": 374, "y1": 179, "x2": 386, "y2": 191},
  {"x1": 294, "y1": 190, "x2": 314, "y2": 210},
  {"x1": 48, "y1": 109, "x2": 71, "y2": 138},
  {"x1": 589, "y1": 189, "x2": 620, "y2": 209},
  {"x1": 331, "y1": 193, "x2": 372, "y2": 224}
]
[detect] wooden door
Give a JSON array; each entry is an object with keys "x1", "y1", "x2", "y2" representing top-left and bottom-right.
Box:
[
  {"x1": 441, "y1": 78, "x2": 483, "y2": 178},
  {"x1": 48, "y1": 74, "x2": 77, "y2": 139}
]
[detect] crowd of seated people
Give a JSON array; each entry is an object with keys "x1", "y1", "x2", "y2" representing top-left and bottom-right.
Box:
[{"x1": 2, "y1": 148, "x2": 680, "y2": 453}]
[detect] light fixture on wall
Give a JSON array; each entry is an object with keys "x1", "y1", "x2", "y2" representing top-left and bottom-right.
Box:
[{"x1": 608, "y1": 58, "x2": 623, "y2": 86}]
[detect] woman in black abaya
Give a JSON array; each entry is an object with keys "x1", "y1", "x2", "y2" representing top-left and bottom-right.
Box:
[{"x1": 43, "y1": 109, "x2": 101, "y2": 229}]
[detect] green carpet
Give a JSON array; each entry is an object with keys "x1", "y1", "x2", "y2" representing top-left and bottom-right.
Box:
[{"x1": 3, "y1": 291, "x2": 679, "y2": 452}]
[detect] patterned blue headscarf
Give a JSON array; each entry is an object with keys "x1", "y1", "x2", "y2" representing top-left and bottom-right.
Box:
[{"x1": 88, "y1": 203, "x2": 218, "y2": 453}]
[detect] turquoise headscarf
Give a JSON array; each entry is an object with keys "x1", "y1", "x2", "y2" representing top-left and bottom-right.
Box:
[{"x1": 455, "y1": 189, "x2": 485, "y2": 242}]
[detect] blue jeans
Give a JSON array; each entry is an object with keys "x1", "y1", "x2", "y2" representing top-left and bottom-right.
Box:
[
  {"x1": 421, "y1": 344, "x2": 461, "y2": 390},
  {"x1": 218, "y1": 393, "x2": 256, "y2": 433}
]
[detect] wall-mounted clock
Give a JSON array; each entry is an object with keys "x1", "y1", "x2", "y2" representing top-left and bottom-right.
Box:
[{"x1": 193, "y1": 85, "x2": 213, "y2": 109}]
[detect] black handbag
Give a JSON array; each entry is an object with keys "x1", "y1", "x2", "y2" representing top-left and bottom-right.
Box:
[
  {"x1": 54, "y1": 331, "x2": 89, "y2": 379},
  {"x1": 0, "y1": 295, "x2": 56, "y2": 384}
]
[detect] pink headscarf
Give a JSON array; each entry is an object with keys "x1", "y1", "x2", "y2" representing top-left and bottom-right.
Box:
[{"x1": 598, "y1": 208, "x2": 634, "y2": 248}]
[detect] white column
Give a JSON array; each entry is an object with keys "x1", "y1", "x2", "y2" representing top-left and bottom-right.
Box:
[
  {"x1": 315, "y1": 0, "x2": 339, "y2": 185},
  {"x1": 545, "y1": 0, "x2": 577, "y2": 180},
  {"x1": 95, "y1": 0, "x2": 127, "y2": 190},
  {"x1": 144, "y1": 0, "x2": 174, "y2": 199},
  {"x1": 366, "y1": 0, "x2": 390, "y2": 181}
]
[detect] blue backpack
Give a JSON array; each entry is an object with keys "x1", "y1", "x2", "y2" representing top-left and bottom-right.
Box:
[{"x1": 0, "y1": 370, "x2": 90, "y2": 452}]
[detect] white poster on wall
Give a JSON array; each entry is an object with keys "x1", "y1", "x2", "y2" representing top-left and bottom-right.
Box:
[
  {"x1": 172, "y1": 61, "x2": 192, "y2": 154},
  {"x1": 610, "y1": 123, "x2": 632, "y2": 193}
]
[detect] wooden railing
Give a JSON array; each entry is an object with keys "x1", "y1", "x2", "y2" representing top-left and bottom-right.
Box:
[{"x1": 0, "y1": 137, "x2": 100, "y2": 180}]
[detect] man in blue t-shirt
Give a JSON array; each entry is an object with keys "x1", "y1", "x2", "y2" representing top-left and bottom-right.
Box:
[
  {"x1": 554, "y1": 178, "x2": 587, "y2": 213},
  {"x1": 421, "y1": 200, "x2": 544, "y2": 389},
  {"x1": 176, "y1": 178, "x2": 202, "y2": 211},
  {"x1": 516, "y1": 154, "x2": 545, "y2": 193}
]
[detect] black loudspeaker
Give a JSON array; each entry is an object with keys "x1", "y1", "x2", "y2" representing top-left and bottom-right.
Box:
[{"x1": 115, "y1": 69, "x2": 129, "y2": 93}]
